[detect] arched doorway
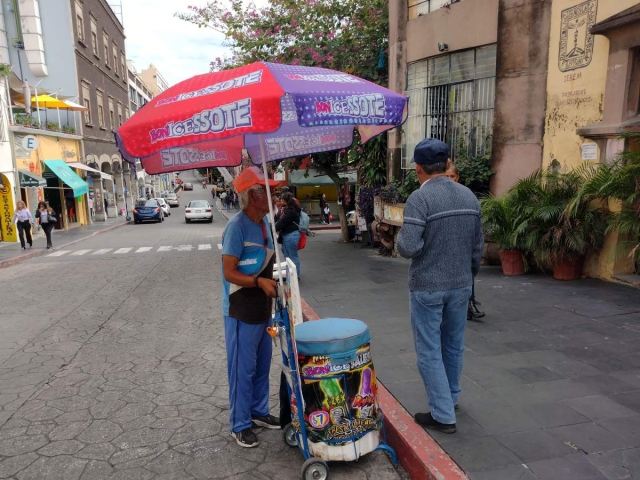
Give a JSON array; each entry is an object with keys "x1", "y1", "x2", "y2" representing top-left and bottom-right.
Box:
[
  {"x1": 100, "y1": 160, "x2": 115, "y2": 218},
  {"x1": 112, "y1": 158, "x2": 125, "y2": 216}
]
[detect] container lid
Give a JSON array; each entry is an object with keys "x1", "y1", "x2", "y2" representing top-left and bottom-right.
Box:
[{"x1": 295, "y1": 318, "x2": 370, "y2": 356}]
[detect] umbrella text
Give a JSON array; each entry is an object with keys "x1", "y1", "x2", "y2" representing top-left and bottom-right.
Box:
[
  {"x1": 149, "y1": 99, "x2": 252, "y2": 143},
  {"x1": 265, "y1": 133, "x2": 337, "y2": 158},
  {"x1": 157, "y1": 70, "x2": 263, "y2": 106},
  {"x1": 160, "y1": 148, "x2": 228, "y2": 168},
  {"x1": 314, "y1": 94, "x2": 385, "y2": 119}
]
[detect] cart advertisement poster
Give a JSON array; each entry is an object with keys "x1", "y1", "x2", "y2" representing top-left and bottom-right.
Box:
[{"x1": 297, "y1": 343, "x2": 381, "y2": 444}]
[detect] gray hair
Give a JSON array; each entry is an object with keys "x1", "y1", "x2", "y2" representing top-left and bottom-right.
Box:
[{"x1": 238, "y1": 185, "x2": 262, "y2": 210}]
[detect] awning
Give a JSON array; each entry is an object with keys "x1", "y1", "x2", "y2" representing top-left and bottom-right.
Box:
[
  {"x1": 288, "y1": 169, "x2": 357, "y2": 186},
  {"x1": 67, "y1": 162, "x2": 113, "y2": 181},
  {"x1": 43, "y1": 160, "x2": 88, "y2": 197},
  {"x1": 19, "y1": 169, "x2": 46, "y2": 188}
]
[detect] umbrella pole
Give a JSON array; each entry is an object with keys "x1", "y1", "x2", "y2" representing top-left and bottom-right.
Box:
[{"x1": 259, "y1": 135, "x2": 285, "y2": 290}]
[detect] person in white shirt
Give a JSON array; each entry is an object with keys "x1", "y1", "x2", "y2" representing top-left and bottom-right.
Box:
[
  {"x1": 88, "y1": 197, "x2": 94, "y2": 219},
  {"x1": 12, "y1": 201, "x2": 34, "y2": 250}
]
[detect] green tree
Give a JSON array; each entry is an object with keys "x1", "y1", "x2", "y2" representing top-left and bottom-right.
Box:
[{"x1": 178, "y1": 0, "x2": 390, "y2": 241}]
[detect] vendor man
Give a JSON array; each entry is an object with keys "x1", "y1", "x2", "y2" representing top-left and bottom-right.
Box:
[{"x1": 221, "y1": 166, "x2": 282, "y2": 448}]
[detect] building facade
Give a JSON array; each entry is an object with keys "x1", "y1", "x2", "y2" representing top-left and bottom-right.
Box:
[
  {"x1": 71, "y1": 0, "x2": 133, "y2": 220},
  {"x1": 140, "y1": 64, "x2": 169, "y2": 98}
]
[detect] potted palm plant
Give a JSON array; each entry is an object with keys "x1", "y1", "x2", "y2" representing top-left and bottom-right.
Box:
[
  {"x1": 481, "y1": 194, "x2": 528, "y2": 275},
  {"x1": 518, "y1": 168, "x2": 608, "y2": 280}
]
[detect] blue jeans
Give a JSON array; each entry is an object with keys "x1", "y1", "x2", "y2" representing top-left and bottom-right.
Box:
[
  {"x1": 282, "y1": 230, "x2": 301, "y2": 278},
  {"x1": 410, "y1": 286, "x2": 472, "y2": 424},
  {"x1": 224, "y1": 316, "x2": 273, "y2": 433}
]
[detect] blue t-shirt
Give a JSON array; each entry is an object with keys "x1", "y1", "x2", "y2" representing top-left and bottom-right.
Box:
[{"x1": 222, "y1": 212, "x2": 275, "y2": 323}]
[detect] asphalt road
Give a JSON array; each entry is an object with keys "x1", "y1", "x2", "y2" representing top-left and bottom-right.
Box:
[{"x1": 0, "y1": 171, "x2": 405, "y2": 480}]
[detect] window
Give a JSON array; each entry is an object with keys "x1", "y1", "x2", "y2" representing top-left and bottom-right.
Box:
[
  {"x1": 75, "y1": 2, "x2": 84, "y2": 42},
  {"x1": 126, "y1": 107, "x2": 130, "y2": 119},
  {"x1": 90, "y1": 16, "x2": 98, "y2": 56},
  {"x1": 402, "y1": 44, "x2": 497, "y2": 168},
  {"x1": 108, "y1": 97, "x2": 115, "y2": 130},
  {"x1": 629, "y1": 48, "x2": 640, "y2": 116},
  {"x1": 121, "y1": 53, "x2": 126, "y2": 79},
  {"x1": 103, "y1": 32, "x2": 109, "y2": 67},
  {"x1": 82, "y1": 83, "x2": 92, "y2": 125},
  {"x1": 129, "y1": 86, "x2": 137, "y2": 105},
  {"x1": 112, "y1": 43, "x2": 118, "y2": 75},
  {"x1": 408, "y1": 0, "x2": 451, "y2": 19},
  {"x1": 117, "y1": 103, "x2": 123, "y2": 126},
  {"x1": 96, "y1": 90, "x2": 105, "y2": 128}
]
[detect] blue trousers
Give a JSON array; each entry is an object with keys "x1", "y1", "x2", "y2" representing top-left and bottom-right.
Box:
[
  {"x1": 282, "y1": 230, "x2": 301, "y2": 277},
  {"x1": 410, "y1": 286, "x2": 472, "y2": 424},
  {"x1": 224, "y1": 316, "x2": 273, "y2": 433}
]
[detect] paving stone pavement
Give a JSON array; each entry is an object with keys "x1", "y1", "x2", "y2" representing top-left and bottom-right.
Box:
[{"x1": 0, "y1": 174, "x2": 406, "y2": 480}]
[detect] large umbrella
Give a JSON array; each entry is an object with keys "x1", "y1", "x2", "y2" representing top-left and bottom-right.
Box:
[{"x1": 116, "y1": 61, "x2": 408, "y2": 283}]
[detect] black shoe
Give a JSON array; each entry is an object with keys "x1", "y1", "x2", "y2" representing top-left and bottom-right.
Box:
[
  {"x1": 230, "y1": 428, "x2": 259, "y2": 448},
  {"x1": 46, "y1": 245, "x2": 50, "y2": 250},
  {"x1": 455, "y1": 404, "x2": 460, "y2": 411},
  {"x1": 415, "y1": 412, "x2": 456, "y2": 434},
  {"x1": 468, "y1": 300, "x2": 486, "y2": 322},
  {"x1": 252, "y1": 414, "x2": 280, "y2": 430}
]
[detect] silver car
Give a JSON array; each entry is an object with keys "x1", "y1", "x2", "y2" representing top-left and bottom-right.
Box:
[
  {"x1": 154, "y1": 198, "x2": 170, "y2": 217},
  {"x1": 185, "y1": 200, "x2": 213, "y2": 223},
  {"x1": 165, "y1": 193, "x2": 179, "y2": 208}
]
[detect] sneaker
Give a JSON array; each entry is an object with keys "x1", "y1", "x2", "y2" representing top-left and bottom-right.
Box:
[
  {"x1": 230, "y1": 428, "x2": 259, "y2": 448},
  {"x1": 252, "y1": 414, "x2": 280, "y2": 429},
  {"x1": 414, "y1": 412, "x2": 456, "y2": 434}
]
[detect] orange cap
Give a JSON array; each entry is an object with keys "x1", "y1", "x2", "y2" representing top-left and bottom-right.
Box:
[{"x1": 233, "y1": 166, "x2": 285, "y2": 193}]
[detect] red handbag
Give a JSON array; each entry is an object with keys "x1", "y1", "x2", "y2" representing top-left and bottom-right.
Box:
[{"x1": 297, "y1": 232, "x2": 307, "y2": 250}]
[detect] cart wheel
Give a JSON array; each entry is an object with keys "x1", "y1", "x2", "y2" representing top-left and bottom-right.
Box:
[
  {"x1": 283, "y1": 423, "x2": 297, "y2": 448},
  {"x1": 301, "y1": 458, "x2": 329, "y2": 480}
]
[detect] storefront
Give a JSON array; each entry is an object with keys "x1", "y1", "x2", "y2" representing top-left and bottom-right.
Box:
[
  {"x1": 42, "y1": 160, "x2": 89, "y2": 230},
  {"x1": 288, "y1": 169, "x2": 357, "y2": 219}
]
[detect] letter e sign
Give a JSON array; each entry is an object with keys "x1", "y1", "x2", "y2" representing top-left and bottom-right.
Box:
[{"x1": 22, "y1": 135, "x2": 39, "y2": 151}]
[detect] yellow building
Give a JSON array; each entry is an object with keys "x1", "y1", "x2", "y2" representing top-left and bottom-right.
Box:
[{"x1": 542, "y1": 0, "x2": 640, "y2": 279}]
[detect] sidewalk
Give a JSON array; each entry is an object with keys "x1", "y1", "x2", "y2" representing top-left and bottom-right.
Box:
[
  {"x1": 299, "y1": 232, "x2": 640, "y2": 480},
  {"x1": 0, "y1": 216, "x2": 130, "y2": 268}
]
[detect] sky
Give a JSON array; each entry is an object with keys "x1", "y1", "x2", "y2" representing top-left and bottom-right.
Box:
[{"x1": 119, "y1": 0, "x2": 231, "y2": 86}]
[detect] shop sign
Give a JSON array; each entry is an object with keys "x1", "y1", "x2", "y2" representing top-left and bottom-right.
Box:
[
  {"x1": 581, "y1": 143, "x2": 598, "y2": 161},
  {"x1": 0, "y1": 182, "x2": 16, "y2": 242},
  {"x1": 558, "y1": 0, "x2": 597, "y2": 72},
  {"x1": 14, "y1": 135, "x2": 38, "y2": 158}
]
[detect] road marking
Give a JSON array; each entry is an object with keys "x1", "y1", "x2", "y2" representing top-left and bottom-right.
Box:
[
  {"x1": 92, "y1": 249, "x2": 113, "y2": 255},
  {"x1": 71, "y1": 249, "x2": 91, "y2": 256},
  {"x1": 157, "y1": 246, "x2": 173, "y2": 252},
  {"x1": 48, "y1": 250, "x2": 70, "y2": 257},
  {"x1": 114, "y1": 248, "x2": 132, "y2": 254},
  {"x1": 217, "y1": 244, "x2": 222, "y2": 250},
  {"x1": 176, "y1": 245, "x2": 193, "y2": 251},
  {"x1": 198, "y1": 244, "x2": 212, "y2": 250},
  {"x1": 136, "y1": 247, "x2": 153, "y2": 253}
]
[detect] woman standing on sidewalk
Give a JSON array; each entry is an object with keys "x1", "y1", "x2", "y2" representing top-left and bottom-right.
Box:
[
  {"x1": 35, "y1": 201, "x2": 57, "y2": 250},
  {"x1": 276, "y1": 192, "x2": 302, "y2": 279},
  {"x1": 12, "y1": 201, "x2": 34, "y2": 250}
]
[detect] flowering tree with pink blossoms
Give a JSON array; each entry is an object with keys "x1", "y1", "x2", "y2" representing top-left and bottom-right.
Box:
[{"x1": 178, "y1": 0, "x2": 389, "y2": 240}]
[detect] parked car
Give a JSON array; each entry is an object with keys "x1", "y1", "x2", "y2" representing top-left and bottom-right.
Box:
[
  {"x1": 154, "y1": 198, "x2": 170, "y2": 217},
  {"x1": 133, "y1": 199, "x2": 164, "y2": 224},
  {"x1": 166, "y1": 193, "x2": 179, "y2": 208},
  {"x1": 185, "y1": 200, "x2": 213, "y2": 223},
  {"x1": 183, "y1": 183, "x2": 194, "y2": 191}
]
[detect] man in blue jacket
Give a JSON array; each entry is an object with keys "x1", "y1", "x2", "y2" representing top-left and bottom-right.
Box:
[{"x1": 397, "y1": 138, "x2": 484, "y2": 434}]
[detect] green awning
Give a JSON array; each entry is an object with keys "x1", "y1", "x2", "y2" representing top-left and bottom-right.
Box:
[
  {"x1": 43, "y1": 160, "x2": 88, "y2": 197},
  {"x1": 288, "y1": 169, "x2": 357, "y2": 186},
  {"x1": 19, "y1": 169, "x2": 46, "y2": 188}
]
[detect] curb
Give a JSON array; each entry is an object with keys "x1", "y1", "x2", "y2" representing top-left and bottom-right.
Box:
[
  {"x1": 309, "y1": 224, "x2": 341, "y2": 231},
  {"x1": 300, "y1": 297, "x2": 469, "y2": 480},
  {"x1": 0, "y1": 221, "x2": 132, "y2": 270}
]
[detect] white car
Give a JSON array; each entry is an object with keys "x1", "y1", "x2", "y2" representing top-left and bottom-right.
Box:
[
  {"x1": 166, "y1": 193, "x2": 180, "y2": 208},
  {"x1": 185, "y1": 200, "x2": 213, "y2": 223},
  {"x1": 154, "y1": 198, "x2": 170, "y2": 217}
]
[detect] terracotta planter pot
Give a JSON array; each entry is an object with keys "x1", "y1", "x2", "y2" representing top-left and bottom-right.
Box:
[
  {"x1": 499, "y1": 250, "x2": 525, "y2": 276},
  {"x1": 552, "y1": 257, "x2": 584, "y2": 281}
]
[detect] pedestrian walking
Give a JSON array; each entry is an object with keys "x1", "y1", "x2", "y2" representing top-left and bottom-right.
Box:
[
  {"x1": 397, "y1": 138, "x2": 484, "y2": 434},
  {"x1": 104, "y1": 197, "x2": 109, "y2": 216},
  {"x1": 221, "y1": 166, "x2": 281, "y2": 448},
  {"x1": 88, "y1": 197, "x2": 94, "y2": 220},
  {"x1": 276, "y1": 192, "x2": 302, "y2": 279},
  {"x1": 35, "y1": 201, "x2": 57, "y2": 250},
  {"x1": 220, "y1": 191, "x2": 227, "y2": 209},
  {"x1": 319, "y1": 193, "x2": 330, "y2": 224},
  {"x1": 446, "y1": 164, "x2": 486, "y2": 322},
  {"x1": 12, "y1": 201, "x2": 34, "y2": 250}
]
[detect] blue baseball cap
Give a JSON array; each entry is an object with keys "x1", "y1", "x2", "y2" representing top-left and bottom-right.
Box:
[{"x1": 411, "y1": 138, "x2": 449, "y2": 165}]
